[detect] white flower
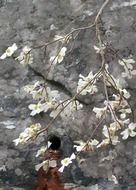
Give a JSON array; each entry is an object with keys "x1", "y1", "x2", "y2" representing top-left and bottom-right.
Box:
[
  {"x1": 102, "y1": 125, "x2": 110, "y2": 138},
  {"x1": 74, "y1": 139, "x2": 99, "y2": 152},
  {"x1": 121, "y1": 123, "x2": 136, "y2": 140},
  {"x1": 23, "y1": 46, "x2": 31, "y2": 53},
  {"x1": 101, "y1": 125, "x2": 120, "y2": 146},
  {"x1": 93, "y1": 106, "x2": 107, "y2": 118},
  {"x1": 46, "y1": 87, "x2": 60, "y2": 100},
  {"x1": 119, "y1": 58, "x2": 135, "y2": 67},
  {"x1": 111, "y1": 136, "x2": 120, "y2": 145},
  {"x1": 122, "y1": 68, "x2": 136, "y2": 79},
  {"x1": 16, "y1": 46, "x2": 33, "y2": 65},
  {"x1": 49, "y1": 105, "x2": 62, "y2": 118},
  {"x1": 74, "y1": 141, "x2": 87, "y2": 152},
  {"x1": 91, "y1": 139, "x2": 99, "y2": 146},
  {"x1": 24, "y1": 82, "x2": 46, "y2": 100},
  {"x1": 26, "y1": 84, "x2": 60, "y2": 117},
  {"x1": 28, "y1": 103, "x2": 48, "y2": 116},
  {"x1": 13, "y1": 138, "x2": 20, "y2": 146},
  {"x1": 0, "y1": 43, "x2": 18, "y2": 59},
  {"x1": 119, "y1": 108, "x2": 131, "y2": 119},
  {"x1": 50, "y1": 47, "x2": 67, "y2": 65},
  {"x1": 49, "y1": 160, "x2": 57, "y2": 168},
  {"x1": 35, "y1": 161, "x2": 48, "y2": 172},
  {"x1": 0, "y1": 165, "x2": 6, "y2": 172},
  {"x1": 24, "y1": 84, "x2": 35, "y2": 93},
  {"x1": 107, "y1": 94, "x2": 128, "y2": 111},
  {"x1": 119, "y1": 57, "x2": 136, "y2": 79},
  {"x1": 97, "y1": 138, "x2": 110, "y2": 148},
  {"x1": 36, "y1": 146, "x2": 47, "y2": 157},
  {"x1": 94, "y1": 45, "x2": 105, "y2": 54},
  {"x1": 109, "y1": 121, "x2": 124, "y2": 130},
  {"x1": 121, "y1": 89, "x2": 131, "y2": 99},
  {"x1": 30, "y1": 123, "x2": 41, "y2": 131},
  {"x1": 97, "y1": 136, "x2": 119, "y2": 147},
  {"x1": 58, "y1": 153, "x2": 76, "y2": 173},
  {"x1": 77, "y1": 72, "x2": 98, "y2": 95},
  {"x1": 13, "y1": 123, "x2": 41, "y2": 146},
  {"x1": 25, "y1": 82, "x2": 60, "y2": 102},
  {"x1": 36, "y1": 142, "x2": 51, "y2": 157},
  {"x1": 108, "y1": 175, "x2": 118, "y2": 184}
]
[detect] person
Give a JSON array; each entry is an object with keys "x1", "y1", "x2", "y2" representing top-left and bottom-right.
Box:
[{"x1": 36, "y1": 140, "x2": 65, "y2": 190}]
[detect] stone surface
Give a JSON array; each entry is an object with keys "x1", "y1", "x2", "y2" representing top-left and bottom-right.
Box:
[{"x1": 0, "y1": 0, "x2": 136, "y2": 189}]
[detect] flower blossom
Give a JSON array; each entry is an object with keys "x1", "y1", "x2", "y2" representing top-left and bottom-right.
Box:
[
  {"x1": 94, "y1": 45, "x2": 105, "y2": 54},
  {"x1": 36, "y1": 142, "x2": 52, "y2": 157},
  {"x1": 118, "y1": 57, "x2": 136, "y2": 79},
  {"x1": 120, "y1": 123, "x2": 136, "y2": 140},
  {"x1": 97, "y1": 125, "x2": 120, "y2": 147},
  {"x1": 77, "y1": 71, "x2": 98, "y2": 95},
  {"x1": 93, "y1": 106, "x2": 107, "y2": 118},
  {"x1": 25, "y1": 86, "x2": 46, "y2": 100},
  {"x1": 105, "y1": 94, "x2": 128, "y2": 111},
  {"x1": 121, "y1": 89, "x2": 131, "y2": 99},
  {"x1": 74, "y1": 141, "x2": 87, "y2": 152},
  {"x1": 0, "y1": 43, "x2": 18, "y2": 59},
  {"x1": 26, "y1": 82, "x2": 60, "y2": 116},
  {"x1": 16, "y1": 46, "x2": 33, "y2": 65},
  {"x1": 50, "y1": 47, "x2": 67, "y2": 65},
  {"x1": 35, "y1": 159, "x2": 57, "y2": 172},
  {"x1": 74, "y1": 139, "x2": 99, "y2": 152},
  {"x1": 58, "y1": 153, "x2": 76, "y2": 173},
  {"x1": 119, "y1": 108, "x2": 131, "y2": 119},
  {"x1": 28, "y1": 103, "x2": 49, "y2": 116},
  {"x1": 13, "y1": 123, "x2": 41, "y2": 145}
]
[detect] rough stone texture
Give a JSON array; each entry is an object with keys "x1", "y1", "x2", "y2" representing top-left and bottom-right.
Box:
[{"x1": 0, "y1": 0, "x2": 136, "y2": 189}]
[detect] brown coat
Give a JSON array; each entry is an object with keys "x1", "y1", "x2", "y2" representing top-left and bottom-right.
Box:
[{"x1": 36, "y1": 149, "x2": 65, "y2": 190}]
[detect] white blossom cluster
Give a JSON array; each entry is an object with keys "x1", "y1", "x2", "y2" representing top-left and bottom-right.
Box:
[
  {"x1": 121, "y1": 122, "x2": 136, "y2": 140},
  {"x1": 24, "y1": 81, "x2": 48, "y2": 100},
  {"x1": 24, "y1": 81, "x2": 60, "y2": 116},
  {"x1": 77, "y1": 71, "x2": 98, "y2": 95},
  {"x1": 0, "y1": 43, "x2": 33, "y2": 65},
  {"x1": 58, "y1": 153, "x2": 76, "y2": 172},
  {"x1": 13, "y1": 123, "x2": 41, "y2": 145},
  {"x1": 0, "y1": 43, "x2": 18, "y2": 59},
  {"x1": 24, "y1": 80, "x2": 83, "y2": 118},
  {"x1": 98, "y1": 124, "x2": 120, "y2": 147},
  {"x1": 94, "y1": 45, "x2": 105, "y2": 54},
  {"x1": 91, "y1": 53, "x2": 136, "y2": 147},
  {"x1": 74, "y1": 139, "x2": 99, "y2": 152},
  {"x1": 3, "y1": 40, "x2": 136, "y2": 176},
  {"x1": 119, "y1": 57, "x2": 136, "y2": 79},
  {"x1": 50, "y1": 47, "x2": 67, "y2": 65},
  {"x1": 16, "y1": 46, "x2": 33, "y2": 65},
  {"x1": 93, "y1": 89, "x2": 133, "y2": 146}
]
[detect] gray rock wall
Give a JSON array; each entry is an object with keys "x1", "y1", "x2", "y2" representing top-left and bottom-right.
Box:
[{"x1": 0, "y1": 0, "x2": 136, "y2": 189}]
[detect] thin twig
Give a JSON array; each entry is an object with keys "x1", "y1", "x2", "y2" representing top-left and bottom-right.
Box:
[{"x1": 30, "y1": 0, "x2": 111, "y2": 139}]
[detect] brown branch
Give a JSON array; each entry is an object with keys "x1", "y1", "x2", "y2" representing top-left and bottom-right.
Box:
[
  {"x1": 29, "y1": 0, "x2": 111, "y2": 139},
  {"x1": 36, "y1": 70, "x2": 102, "y2": 137},
  {"x1": 32, "y1": 0, "x2": 110, "y2": 50}
]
